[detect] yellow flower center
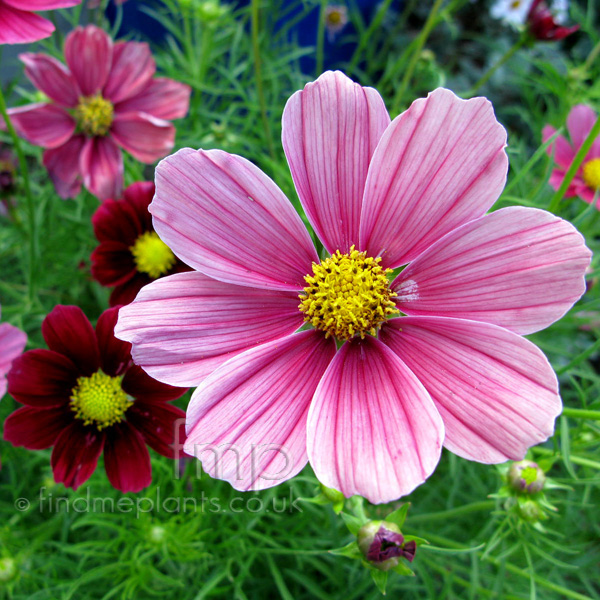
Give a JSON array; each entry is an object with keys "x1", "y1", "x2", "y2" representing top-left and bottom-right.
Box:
[
  {"x1": 582, "y1": 158, "x2": 600, "y2": 190},
  {"x1": 130, "y1": 231, "x2": 176, "y2": 279},
  {"x1": 70, "y1": 371, "x2": 131, "y2": 430},
  {"x1": 327, "y1": 10, "x2": 342, "y2": 24},
  {"x1": 299, "y1": 246, "x2": 399, "y2": 341},
  {"x1": 75, "y1": 94, "x2": 114, "y2": 136}
]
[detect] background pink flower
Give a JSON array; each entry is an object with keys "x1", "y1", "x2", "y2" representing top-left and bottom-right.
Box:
[
  {"x1": 6, "y1": 25, "x2": 191, "y2": 200},
  {"x1": 0, "y1": 308, "x2": 27, "y2": 398},
  {"x1": 0, "y1": 0, "x2": 81, "y2": 45},
  {"x1": 116, "y1": 72, "x2": 591, "y2": 504},
  {"x1": 543, "y1": 104, "x2": 600, "y2": 206}
]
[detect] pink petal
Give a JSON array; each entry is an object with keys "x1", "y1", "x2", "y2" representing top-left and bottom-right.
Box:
[
  {"x1": 359, "y1": 88, "x2": 508, "y2": 268},
  {"x1": 567, "y1": 104, "x2": 597, "y2": 148},
  {"x1": 115, "y1": 78, "x2": 191, "y2": 120},
  {"x1": 306, "y1": 336, "x2": 444, "y2": 504},
  {"x1": 542, "y1": 125, "x2": 575, "y2": 170},
  {"x1": 281, "y1": 70, "x2": 390, "y2": 254},
  {"x1": 5, "y1": 0, "x2": 81, "y2": 8},
  {"x1": 103, "y1": 41, "x2": 156, "y2": 104},
  {"x1": 393, "y1": 206, "x2": 591, "y2": 335},
  {"x1": 380, "y1": 317, "x2": 561, "y2": 463},
  {"x1": 64, "y1": 25, "x2": 113, "y2": 96},
  {"x1": 43, "y1": 134, "x2": 85, "y2": 199},
  {"x1": 19, "y1": 53, "x2": 80, "y2": 107},
  {"x1": 115, "y1": 271, "x2": 305, "y2": 387},
  {"x1": 110, "y1": 111, "x2": 174, "y2": 163},
  {"x1": 79, "y1": 136, "x2": 123, "y2": 201},
  {"x1": 152, "y1": 148, "x2": 318, "y2": 290},
  {"x1": 0, "y1": 3, "x2": 53, "y2": 44},
  {"x1": 184, "y1": 330, "x2": 336, "y2": 491},
  {"x1": 0, "y1": 322, "x2": 27, "y2": 398},
  {"x1": 8, "y1": 103, "x2": 75, "y2": 149}
]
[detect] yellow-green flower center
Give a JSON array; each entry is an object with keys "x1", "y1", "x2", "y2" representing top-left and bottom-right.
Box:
[
  {"x1": 75, "y1": 94, "x2": 114, "y2": 136},
  {"x1": 70, "y1": 371, "x2": 131, "y2": 430},
  {"x1": 130, "y1": 231, "x2": 176, "y2": 279},
  {"x1": 299, "y1": 246, "x2": 399, "y2": 341},
  {"x1": 582, "y1": 158, "x2": 600, "y2": 190}
]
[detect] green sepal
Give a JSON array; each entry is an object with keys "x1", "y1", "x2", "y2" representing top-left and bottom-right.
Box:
[
  {"x1": 384, "y1": 503, "x2": 410, "y2": 529},
  {"x1": 392, "y1": 561, "x2": 415, "y2": 576},
  {"x1": 370, "y1": 569, "x2": 388, "y2": 594},
  {"x1": 340, "y1": 511, "x2": 363, "y2": 535},
  {"x1": 328, "y1": 541, "x2": 362, "y2": 559},
  {"x1": 403, "y1": 535, "x2": 428, "y2": 545}
]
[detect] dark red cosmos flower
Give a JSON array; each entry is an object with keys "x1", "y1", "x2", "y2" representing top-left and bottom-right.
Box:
[
  {"x1": 367, "y1": 526, "x2": 416, "y2": 564},
  {"x1": 91, "y1": 181, "x2": 190, "y2": 306},
  {"x1": 3, "y1": 305, "x2": 187, "y2": 492},
  {"x1": 527, "y1": 0, "x2": 579, "y2": 41}
]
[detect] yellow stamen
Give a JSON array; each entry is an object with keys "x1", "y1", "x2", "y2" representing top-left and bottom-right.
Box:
[
  {"x1": 582, "y1": 158, "x2": 600, "y2": 190},
  {"x1": 130, "y1": 231, "x2": 176, "y2": 279},
  {"x1": 75, "y1": 94, "x2": 114, "y2": 136},
  {"x1": 70, "y1": 371, "x2": 131, "y2": 430},
  {"x1": 299, "y1": 246, "x2": 399, "y2": 341}
]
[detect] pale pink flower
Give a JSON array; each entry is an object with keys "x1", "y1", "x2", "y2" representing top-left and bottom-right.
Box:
[
  {"x1": 0, "y1": 308, "x2": 26, "y2": 398},
  {"x1": 0, "y1": 0, "x2": 81, "y2": 45},
  {"x1": 543, "y1": 104, "x2": 600, "y2": 206},
  {"x1": 116, "y1": 71, "x2": 591, "y2": 504},
  {"x1": 6, "y1": 25, "x2": 191, "y2": 201}
]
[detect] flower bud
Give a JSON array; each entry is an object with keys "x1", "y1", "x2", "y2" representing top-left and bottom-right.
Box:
[
  {"x1": 517, "y1": 499, "x2": 543, "y2": 522},
  {"x1": 357, "y1": 520, "x2": 416, "y2": 571},
  {"x1": 508, "y1": 460, "x2": 546, "y2": 494}
]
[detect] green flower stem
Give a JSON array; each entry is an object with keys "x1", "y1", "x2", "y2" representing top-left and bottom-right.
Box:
[
  {"x1": 390, "y1": 0, "x2": 445, "y2": 114},
  {"x1": 0, "y1": 85, "x2": 37, "y2": 302},
  {"x1": 548, "y1": 115, "x2": 600, "y2": 213},
  {"x1": 555, "y1": 337, "x2": 600, "y2": 375},
  {"x1": 583, "y1": 39, "x2": 600, "y2": 72},
  {"x1": 315, "y1": 0, "x2": 327, "y2": 77},
  {"x1": 465, "y1": 34, "x2": 529, "y2": 98},
  {"x1": 532, "y1": 446, "x2": 600, "y2": 470},
  {"x1": 408, "y1": 500, "x2": 495, "y2": 523},
  {"x1": 410, "y1": 531, "x2": 593, "y2": 600},
  {"x1": 561, "y1": 407, "x2": 600, "y2": 421},
  {"x1": 251, "y1": 0, "x2": 275, "y2": 160}
]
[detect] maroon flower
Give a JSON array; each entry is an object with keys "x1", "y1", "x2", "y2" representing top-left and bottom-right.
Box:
[
  {"x1": 3, "y1": 305, "x2": 187, "y2": 492},
  {"x1": 91, "y1": 181, "x2": 190, "y2": 307},
  {"x1": 357, "y1": 520, "x2": 416, "y2": 571},
  {"x1": 527, "y1": 0, "x2": 579, "y2": 41}
]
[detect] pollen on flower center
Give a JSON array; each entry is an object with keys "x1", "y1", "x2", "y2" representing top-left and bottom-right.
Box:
[
  {"x1": 299, "y1": 246, "x2": 399, "y2": 341},
  {"x1": 75, "y1": 94, "x2": 114, "y2": 136},
  {"x1": 130, "y1": 231, "x2": 176, "y2": 279},
  {"x1": 70, "y1": 371, "x2": 131, "y2": 430},
  {"x1": 582, "y1": 158, "x2": 600, "y2": 190}
]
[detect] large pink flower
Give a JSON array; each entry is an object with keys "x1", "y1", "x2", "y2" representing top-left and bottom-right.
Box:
[
  {"x1": 543, "y1": 104, "x2": 600, "y2": 207},
  {"x1": 6, "y1": 25, "x2": 191, "y2": 201},
  {"x1": 0, "y1": 0, "x2": 81, "y2": 45},
  {"x1": 116, "y1": 71, "x2": 591, "y2": 504},
  {"x1": 0, "y1": 307, "x2": 26, "y2": 398}
]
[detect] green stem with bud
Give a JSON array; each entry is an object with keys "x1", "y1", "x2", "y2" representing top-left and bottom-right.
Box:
[
  {"x1": 548, "y1": 115, "x2": 600, "y2": 213},
  {"x1": 0, "y1": 84, "x2": 37, "y2": 303},
  {"x1": 561, "y1": 407, "x2": 600, "y2": 421},
  {"x1": 465, "y1": 34, "x2": 529, "y2": 98}
]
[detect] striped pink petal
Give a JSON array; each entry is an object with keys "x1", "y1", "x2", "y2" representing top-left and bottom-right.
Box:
[
  {"x1": 20, "y1": 53, "x2": 80, "y2": 107},
  {"x1": 393, "y1": 206, "x2": 591, "y2": 334},
  {"x1": 151, "y1": 148, "x2": 318, "y2": 291},
  {"x1": 115, "y1": 271, "x2": 305, "y2": 387},
  {"x1": 282, "y1": 70, "x2": 390, "y2": 254},
  {"x1": 567, "y1": 104, "x2": 597, "y2": 148},
  {"x1": 43, "y1": 134, "x2": 85, "y2": 199},
  {"x1": 184, "y1": 331, "x2": 336, "y2": 491},
  {"x1": 115, "y1": 78, "x2": 191, "y2": 121},
  {"x1": 359, "y1": 88, "x2": 508, "y2": 268},
  {"x1": 306, "y1": 336, "x2": 444, "y2": 504},
  {"x1": 110, "y1": 112, "x2": 174, "y2": 163},
  {"x1": 5, "y1": 0, "x2": 81, "y2": 8},
  {"x1": 0, "y1": 3, "x2": 53, "y2": 44},
  {"x1": 64, "y1": 26, "x2": 113, "y2": 96},
  {"x1": 79, "y1": 136, "x2": 123, "y2": 201},
  {"x1": 380, "y1": 317, "x2": 561, "y2": 463},
  {"x1": 0, "y1": 322, "x2": 27, "y2": 398},
  {"x1": 8, "y1": 103, "x2": 75, "y2": 149},
  {"x1": 103, "y1": 41, "x2": 156, "y2": 104}
]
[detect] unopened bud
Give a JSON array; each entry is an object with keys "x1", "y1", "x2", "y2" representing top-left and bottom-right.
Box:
[
  {"x1": 508, "y1": 460, "x2": 546, "y2": 494},
  {"x1": 357, "y1": 520, "x2": 416, "y2": 571}
]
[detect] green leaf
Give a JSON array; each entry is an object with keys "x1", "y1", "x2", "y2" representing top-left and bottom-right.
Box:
[
  {"x1": 392, "y1": 561, "x2": 415, "y2": 576},
  {"x1": 385, "y1": 503, "x2": 410, "y2": 529},
  {"x1": 328, "y1": 541, "x2": 362, "y2": 559},
  {"x1": 370, "y1": 569, "x2": 388, "y2": 594},
  {"x1": 340, "y1": 512, "x2": 363, "y2": 536}
]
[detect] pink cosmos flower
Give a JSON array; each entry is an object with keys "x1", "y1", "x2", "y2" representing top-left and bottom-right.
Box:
[
  {"x1": 116, "y1": 71, "x2": 591, "y2": 504},
  {"x1": 0, "y1": 0, "x2": 81, "y2": 45},
  {"x1": 0, "y1": 308, "x2": 27, "y2": 398},
  {"x1": 6, "y1": 25, "x2": 191, "y2": 201},
  {"x1": 543, "y1": 104, "x2": 600, "y2": 207}
]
